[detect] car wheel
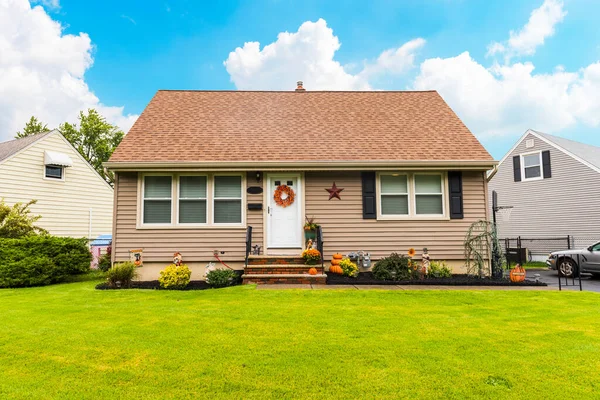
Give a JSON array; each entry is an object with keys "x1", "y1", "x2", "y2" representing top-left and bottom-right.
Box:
[{"x1": 558, "y1": 258, "x2": 578, "y2": 278}]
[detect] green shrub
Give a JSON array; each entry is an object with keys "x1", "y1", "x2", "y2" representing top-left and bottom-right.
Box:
[
  {"x1": 97, "y1": 247, "x2": 112, "y2": 272},
  {"x1": 339, "y1": 258, "x2": 358, "y2": 277},
  {"x1": 206, "y1": 268, "x2": 239, "y2": 288},
  {"x1": 372, "y1": 253, "x2": 414, "y2": 281},
  {"x1": 106, "y1": 262, "x2": 138, "y2": 288},
  {"x1": 159, "y1": 264, "x2": 192, "y2": 290},
  {"x1": 0, "y1": 236, "x2": 91, "y2": 288},
  {"x1": 0, "y1": 199, "x2": 47, "y2": 238},
  {"x1": 428, "y1": 261, "x2": 452, "y2": 278}
]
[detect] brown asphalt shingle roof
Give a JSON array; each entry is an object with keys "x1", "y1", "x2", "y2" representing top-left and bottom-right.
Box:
[{"x1": 109, "y1": 90, "x2": 493, "y2": 164}]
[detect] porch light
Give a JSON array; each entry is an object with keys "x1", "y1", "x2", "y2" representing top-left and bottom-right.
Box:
[{"x1": 256, "y1": 172, "x2": 261, "y2": 182}]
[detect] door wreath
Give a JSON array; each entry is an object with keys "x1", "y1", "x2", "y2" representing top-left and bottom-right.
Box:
[{"x1": 274, "y1": 185, "x2": 295, "y2": 208}]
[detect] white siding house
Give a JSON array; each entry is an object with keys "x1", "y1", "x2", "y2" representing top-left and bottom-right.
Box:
[
  {"x1": 488, "y1": 129, "x2": 600, "y2": 253},
  {"x1": 0, "y1": 130, "x2": 113, "y2": 239}
]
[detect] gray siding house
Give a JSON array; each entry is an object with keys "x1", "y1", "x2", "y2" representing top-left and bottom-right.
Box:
[{"x1": 488, "y1": 129, "x2": 600, "y2": 258}]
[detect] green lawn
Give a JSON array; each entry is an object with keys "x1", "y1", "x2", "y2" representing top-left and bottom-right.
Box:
[
  {"x1": 1, "y1": 281, "x2": 600, "y2": 399},
  {"x1": 507, "y1": 261, "x2": 548, "y2": 269}
]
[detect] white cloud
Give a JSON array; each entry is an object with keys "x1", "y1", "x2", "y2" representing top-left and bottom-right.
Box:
[
  {"x1": 412, "y1": 52, "x2": 583, "y2": 136},
  {"x1": 224, "y1": 19, "x2": 424, "y2": 90},
  {"x1": 0, "y1": 0, "x2": 138, "y2": 141},
  {"x1": 488, "y1": 0, "x2": 567, "y2": 59},
  {"x1": 412, "y1": 0, "x2": 600, "y2": 138},
  {"x1": 32, "y1": 0, "x2": 59, "y2": 10},
  {"x1": 120, "y1": 14, "x2": 136, "y2": 25}
]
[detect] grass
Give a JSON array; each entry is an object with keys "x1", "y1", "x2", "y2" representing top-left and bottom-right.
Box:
[
  {"x1": 1, "y1": 280, "x2": 600, "y2": 399},
  {"x1": 507, "y1": 261, "x2": 548, "y2": 269}
]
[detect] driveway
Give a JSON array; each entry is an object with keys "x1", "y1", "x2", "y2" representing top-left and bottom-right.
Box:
[{"x1": 528, "y1": 268, "x2": 600, "y2": 292}]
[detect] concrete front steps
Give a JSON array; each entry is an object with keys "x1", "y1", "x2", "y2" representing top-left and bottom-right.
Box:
[{"x1": 242, "y1": 255, "x2": 326, "y2": 285}]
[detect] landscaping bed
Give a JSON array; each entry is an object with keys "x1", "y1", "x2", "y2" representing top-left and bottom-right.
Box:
[
  {"x1": 95, "y1": 271, "x2": 243, "y2": 290},
  {"x1": 327, "y1": 272, "x2": 547, "y2": 286}
]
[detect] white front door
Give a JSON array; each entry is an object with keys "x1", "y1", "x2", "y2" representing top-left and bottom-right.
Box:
[{"x1": 267, "y1": 174, "x2": 302, "y2": 249}]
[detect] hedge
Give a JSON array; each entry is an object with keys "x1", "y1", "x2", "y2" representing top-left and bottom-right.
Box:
[{"x1": 0, "y1": 236, "x2": 91, "y2": 288}]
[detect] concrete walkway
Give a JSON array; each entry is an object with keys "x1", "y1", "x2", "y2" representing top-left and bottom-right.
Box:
[{"x1": 256, "y1": 284, "x2": 557, "y2": 290}]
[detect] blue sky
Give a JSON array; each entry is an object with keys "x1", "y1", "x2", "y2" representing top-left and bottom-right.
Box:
[{"x1": 1, "y1": 0, "x2": 599, "y2": 159}]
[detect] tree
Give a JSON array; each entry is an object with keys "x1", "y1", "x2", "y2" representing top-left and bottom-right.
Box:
[
  {"x1": 59, "y1": 109, "x2": 124, "y2": 185},
  {"x1": 0, "y1": 199, "x2": 47, "y2": 238},
  {"x1": 15, "y1": 116, "x2": 51, "y2": 138}
]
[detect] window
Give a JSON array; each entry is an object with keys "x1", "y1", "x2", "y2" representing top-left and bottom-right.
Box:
[
  {"x1": 140, "y1": 174, "x2": 245, "y2": 227},
  {"x1": 213, "y1": 176, "x2": 242, "y2": 224},
  {"x1": 45, "y1": 165, "x2": 63, "y2": 179},
  {"x1": 522, "y1": 152, "x2": 542, "y2": 180},
  {"x1": 378, "y1": 173, "x2": 446, "y2": 219},
  {"x1": 380, "y1": 174, "x2": 409, "y2": 215},
  {"x1": 143, "y1": 176, "x2": 172, "y2": 224},
  {"x1": 414, "y1": 174, "x2": 443, "y2": 215},
  {"x1": 179, "y1": 176, "x2": 207, "y2": 224}
]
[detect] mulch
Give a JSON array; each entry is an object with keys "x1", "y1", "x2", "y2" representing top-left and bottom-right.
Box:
[{"x1": 326, "y1": 272, "x2": 547, "y2": 286}]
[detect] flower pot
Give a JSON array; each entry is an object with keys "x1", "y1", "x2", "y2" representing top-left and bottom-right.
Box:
[{"x1": 304, "y1": 229, "x2": 317, "y2": 240}]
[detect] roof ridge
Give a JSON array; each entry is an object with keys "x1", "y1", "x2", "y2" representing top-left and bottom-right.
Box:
[{"x1": 156, "y1": 89, "x2": 439, "y2": 93}]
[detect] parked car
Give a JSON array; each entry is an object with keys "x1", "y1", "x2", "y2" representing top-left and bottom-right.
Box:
[{"x1": 547, "y1": 242, "x2": 600, "y2": 277}]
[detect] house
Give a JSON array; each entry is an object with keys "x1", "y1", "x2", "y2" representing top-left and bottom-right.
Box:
[
  {"x1": 488, "y1": 129, "x2": 600, "y2": 257},
  {"x1": 0, "y1": 130, "x2": 114, "y2": 240},
  {"x1": 105, "y1": 85, "x2": 497, "y2": 282}
]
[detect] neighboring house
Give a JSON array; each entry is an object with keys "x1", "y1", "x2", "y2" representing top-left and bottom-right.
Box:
[
  {"x1": 488, "y1": 129, "x2": 600, "y2": 250},
  {"x1": 105, "y1": 86, "x2": 497, "y2": 281},
  {"x1": 0, "y1": 130, "x2": 114, "y2": 239}
]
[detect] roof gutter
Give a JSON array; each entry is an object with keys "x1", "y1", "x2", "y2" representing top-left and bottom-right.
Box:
[{"x1": 104, "y1": 159, "x2": 497, "y2": 172}]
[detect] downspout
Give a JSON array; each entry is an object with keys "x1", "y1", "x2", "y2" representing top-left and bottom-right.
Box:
[{"x1": 89, "y1": 208, "x2": 93, "y2": 245}]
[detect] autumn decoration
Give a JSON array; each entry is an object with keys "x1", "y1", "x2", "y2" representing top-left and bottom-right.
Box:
[
  {"x1": 407, "y1": 248, "x2": 416, "y2": 258},
  {"x1": 325, "y1": 182, "x2": 344, "y2": 200},
  {"x1": 308, "y1": 267, "x2": 318, "y2": 275},
  {"x1": 302, "y1": 248, "x2": 321, "y2": 265},
  {"x1": 510, "y1": 264, "x2": 526, "y2": 283},
  {"x1": 329, "y1": 264, "x2": 343, "y2": 275},
  {"x1": 332, "y1": 253, "x2": 343, "y2": 260},
  {"x1": 274, "y1": 184, "x2": 295, "y2": 207}
]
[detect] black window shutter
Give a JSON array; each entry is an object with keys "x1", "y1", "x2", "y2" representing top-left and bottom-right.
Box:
[
  {"x1": 513, "y1": 156, "x2": 521, "y2": 182},
  {"x1": 361, "y1": 172, "x2": 377, "y2": 219},
  {"x1": 448, "y1": 171, "x2": 464, "y2": 219},
  {"x1": 542, "y1": 150, "x2": 552, "y2": 179}
]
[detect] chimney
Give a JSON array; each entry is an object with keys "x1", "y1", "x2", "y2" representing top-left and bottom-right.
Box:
[{"x1": 295, "y1": 81, "x2": 306, "y2": 92}]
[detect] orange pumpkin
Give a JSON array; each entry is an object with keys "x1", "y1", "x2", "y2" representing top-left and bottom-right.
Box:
[
  {"x1": 308, "y1": 267, "x2": 318, "y2": 275},
  {"x1": 510, "y1": 264, "x2": 526, "y2": 283},
  {"x1": 331, "y1": 259, "x2": 341, "y2": 266},
  {"x1": 332, "y1": 253, "x2": 343, "y2": 260},
  {"x1": 329, "y1": 265, "x2": 343, "y2": 275}
]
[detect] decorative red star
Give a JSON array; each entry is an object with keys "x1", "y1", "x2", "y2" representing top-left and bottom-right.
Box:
[{"x1": 325, "y1": 182, "x2": 344, "y2": 200}]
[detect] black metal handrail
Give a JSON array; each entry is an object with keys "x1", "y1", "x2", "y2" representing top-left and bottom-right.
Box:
[
  {"x1": 245, "y1": 226, "x2": 253, "y2": 268},
  {"x1": 316, "y1": 225, "x2": 324, "y2": 268}
]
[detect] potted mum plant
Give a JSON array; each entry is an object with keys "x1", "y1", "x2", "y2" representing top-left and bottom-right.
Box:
[
  {"x1": 302, "y1": 248, "x2": 322, "y2": 265},
  {"x1": 304, "y1": 216, "x2": 320, "y2": 241}
]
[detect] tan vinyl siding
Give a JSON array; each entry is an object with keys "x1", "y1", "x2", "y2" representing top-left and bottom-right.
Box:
[
  {"x1": 113, "y1": 170, "x2": 486, "y2": 264},
  {"x1": 489, "y1": 133, "x2": 600, "y2": 239},
  {"x1": 113, "y1": 172, "x2": 263, "y2": 262},
  {"x1": 305, "y1": 171, "x2": 487, "y2": 261},
  {"x1": 245, "y1": 172, "x2": 264, "y2": 250},
  {"x1": 0, "y1": 132, "x2": 113, "y2": 238}
]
